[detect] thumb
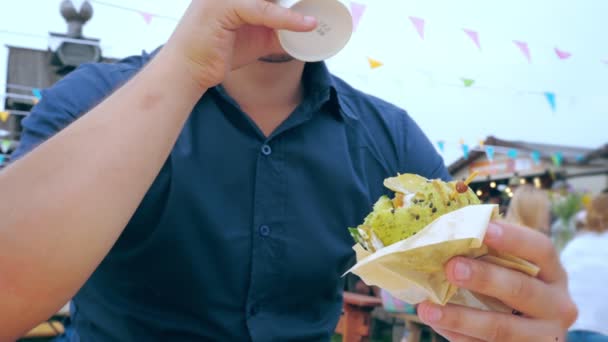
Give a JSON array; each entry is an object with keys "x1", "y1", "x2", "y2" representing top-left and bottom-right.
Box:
[{"x1": 238, "y1": 0, "x2": 317, "y2": 31}]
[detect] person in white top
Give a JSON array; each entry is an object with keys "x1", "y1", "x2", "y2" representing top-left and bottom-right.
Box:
[
  {"x1": 561, "y1": 194, "x2": 608, "y2": 342},
  {"x1": 505, "y1": 185, "x2": 551, "y2": 234}
]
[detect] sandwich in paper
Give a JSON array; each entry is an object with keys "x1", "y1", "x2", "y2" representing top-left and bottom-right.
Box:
[{"x1": 346, "y1": 173, "x2": 539, "y2": 312}]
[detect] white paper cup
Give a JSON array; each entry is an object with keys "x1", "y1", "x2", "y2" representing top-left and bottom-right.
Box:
[{"x1": 273, "y1": 0, "x2": 353, "y2": 62}]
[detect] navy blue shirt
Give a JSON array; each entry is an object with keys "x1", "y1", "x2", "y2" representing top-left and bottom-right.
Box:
[{"x1": 13, "y1": 50, "x2": 449, "y2": 341}]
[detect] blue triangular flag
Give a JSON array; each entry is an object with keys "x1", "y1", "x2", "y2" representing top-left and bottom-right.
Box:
[
  {"x1": 32, "y1": 88, "x2": 42, "y2": 99},
  {"x1": 485, "y1": 146, "x2": 495, "y2": 162},
  {"x1": 462, "y1": 144, "x2": 470, "y2": 159},
  {"x1": 0, "y1": 155, "x2": 4, "y2": 164},
  {"x1": 545, "y1": 92, "x2": 556, "y2": 112},
  {"x1": 437, "y1": 141, "x2": 445, "y2": 153},
  {"x1": 507, "y1": 149, "x2": 518, "y2": 159},
  {"x1": 531, "y1": 151, "x2": 541, "y2": 165},
  {"x1": 552, "y1": 152, "x2": 564, "y2": 167}
]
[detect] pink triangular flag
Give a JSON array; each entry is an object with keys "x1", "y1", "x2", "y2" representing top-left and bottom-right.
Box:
[
  {"x1": 350, "y1": 2, "x2": 366, "y2": 32},
  {"x1": 409, "y1": 16, "x2": 425, "y2": 40},
  {"x1": 463, "y1": 29, "x2": 481, "y2": 50},
  {"x1": 555, "y1": 47, "x2": 572, "y2": 60},
  {"x1": 139, "y1": 11, "x2": 154, "y2": 25},
  {"x1": 513, "y1": 40, "x2": 531, "y2": 63}
]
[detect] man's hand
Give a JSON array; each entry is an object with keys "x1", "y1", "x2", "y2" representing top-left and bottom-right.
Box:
[
  {"x1": 164, "y1": 0, "x2": 317, "y2": 89},
  {"x1": 417, "y1": 221, "x2": 578, "y2": 341}
]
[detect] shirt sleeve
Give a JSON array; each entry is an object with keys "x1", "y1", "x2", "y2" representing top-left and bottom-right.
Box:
[
  {"x1": 11, "y1": 63, "x2": 128, "y2": 161},
  {"x1": 398, "y1": 112, "x2": 452, "y2": 181}
]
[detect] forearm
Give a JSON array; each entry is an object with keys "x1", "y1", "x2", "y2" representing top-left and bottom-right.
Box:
[{"x1": 0, "y1": 48, "x2": 205, "y2": 338}]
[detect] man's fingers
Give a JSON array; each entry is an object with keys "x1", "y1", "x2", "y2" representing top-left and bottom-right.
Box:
[
  {"x1": 445, "y1": 257, "x2": 575, "y2": 320},
  {"x1": 237, "y1": 0, "x2": 317, "y2": 32},
  {"x1": 434, "y1": 328, "x2": 485, "y2": 342},
  {"x1": 484, "y1": 221, "x2": 565, "y2": 283},
  {"x1": 418, "y1": 302, "x2": 563, "y2": 342}
]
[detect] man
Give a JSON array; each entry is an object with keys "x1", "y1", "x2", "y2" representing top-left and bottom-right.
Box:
[{"x1": 1, "y1": 1, "x2": 576, "y2": 341}]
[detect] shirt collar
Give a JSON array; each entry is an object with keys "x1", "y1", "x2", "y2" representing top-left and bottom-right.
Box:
[{"x1": 303, "y1": 62, "x2": 357, "y2": 121}]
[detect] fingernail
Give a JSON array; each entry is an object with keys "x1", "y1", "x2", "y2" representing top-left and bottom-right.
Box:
[
  {"x1": 454, "y1": 260, "x2": 472, "y2": 281},
  {"x1": 303, "y1": 16, "x2": 317, "y2": 25},
  {"x1": 486, "y1": 222, "x2": 503, "y2": 242},
  {"x1": 421, "y1": 304, "x2": 443, "y2": 323}
]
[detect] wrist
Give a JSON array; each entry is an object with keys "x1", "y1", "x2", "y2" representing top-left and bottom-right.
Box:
[{"x1": 148, "y1": 46, "x2": 211, "y2": 96}]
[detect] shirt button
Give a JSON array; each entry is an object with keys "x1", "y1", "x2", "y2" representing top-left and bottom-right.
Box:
[
  {"x1": 259, "y1": 225, "x2": 271, "y2": 237},
  {"x1": 261, "y1": 144, "x2": 272, "y2": 156}
]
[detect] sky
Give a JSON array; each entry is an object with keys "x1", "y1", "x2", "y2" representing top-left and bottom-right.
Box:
[{"x1": 1, "y1": 0, "x2": 607, "y2": 165}]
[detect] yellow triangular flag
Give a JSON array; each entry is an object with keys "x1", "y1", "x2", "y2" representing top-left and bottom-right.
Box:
[
  {"x1": 368, "y1": 57, "x2": 384, "y2": 69},
  {"x1": 0, "y1": 111, "x2": 9, "y2": 123}
]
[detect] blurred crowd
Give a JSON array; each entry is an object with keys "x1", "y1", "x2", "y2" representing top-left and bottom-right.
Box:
[{"x1": 505, "y1": 185, "x2": 608, "y2": 341}]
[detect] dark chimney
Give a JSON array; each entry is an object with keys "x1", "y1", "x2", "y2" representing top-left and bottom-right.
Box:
[
  {"x1": 51, "y1": 0, "x2": 101, "y2": 74},
  {"x1": 60, "y1": 0, "x2": 93, "y2": 38}
]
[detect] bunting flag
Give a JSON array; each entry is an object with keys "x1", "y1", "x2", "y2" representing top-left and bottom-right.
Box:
[
  {"x1": 555, "y1": 47, "x2": 572, "y2": 60},
  {"x1": 552, "y1": 152, "x2": 564, "y2": 167},
  {"x1": 463, "y1": 29, "x2": 481, "y2": 50},
  {"x1": 1, "y1": 140, "x2": 10, "y2": 154},
  {"x1": 462, "y1": 78, "x2": 475, "y2": 87},
  {"x1": 461, "y1": 144, "x2": 470, "y2": 159},
  {"x1": 437, "y1": 141, "x2": 445, "y2": 154},
  {"x1": 485, "y1": 146, "x2": 495, "y2": 162},
  {"x1": 367, "y1": 57, "x2": 383, "y2": 69},
  {"x1": 479, "y1": 140, "x2": 485, "y2": 148},
  {"x1": 545, "y1": 92, "x2": 557, "y2": 112},
  {"x1": 507, "y1": 149, "x2": 518, "y2": 159},
  {"x1": 409, "y1": 16, "x2": 425, "y2": 40},
  {"x1": 0, "y1": 111, "x2": 9, "y2": 123},
  {"x1": 139, "y1": 11, "x2": 154, "y2": 24},
  {"x1": 350, "y1": 2, "x2": 366, "y2": 32},
  {"x1": 32, "y1": 88, "x2": 42, "y2": 99},
  {"x1": 0, "y1": 155, "x2": 4, "y2": 165},
  {"x1": 531, "y1": 151, "x2": 541, "y2": 165},
  {"x1": 513, "y1": 40, "x2": 532, "y2": 63}
]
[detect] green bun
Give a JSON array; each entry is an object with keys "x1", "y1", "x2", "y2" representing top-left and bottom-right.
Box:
[{"x1": 350, "y1": 174, "x2": 481, "y2": 251}]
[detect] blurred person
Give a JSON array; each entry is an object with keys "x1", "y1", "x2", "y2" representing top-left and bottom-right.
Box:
[
  {"x1": 506, "y1": 184, "x2": 551, "y2": 234},
  {"x1": 0, "y1": 1, "x2": 576, "y2": 340},
  {"x1": 561, "y1": 194, "x2": 608, "y2": 342}
]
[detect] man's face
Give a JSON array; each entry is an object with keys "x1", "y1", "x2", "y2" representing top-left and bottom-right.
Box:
[{"x1": 258, "y1": 54, "x2": 295, "y2": 63}]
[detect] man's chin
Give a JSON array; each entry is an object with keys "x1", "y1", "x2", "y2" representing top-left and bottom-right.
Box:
[{"x1": 258, "y1": 54, "x2": 296, "y2": 63}]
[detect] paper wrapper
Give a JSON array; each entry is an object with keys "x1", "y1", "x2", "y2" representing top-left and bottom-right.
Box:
[{"x1": 346, "y1": 204, "x2": 540, "y2": 313}]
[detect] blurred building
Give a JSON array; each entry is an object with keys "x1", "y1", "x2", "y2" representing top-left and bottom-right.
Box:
[
  {"x1": 1, "y1": 0, "x2": 115, "y2": 167},
  {"x1": 449, "y1": 136, "x2": 608, "y2": 209}
]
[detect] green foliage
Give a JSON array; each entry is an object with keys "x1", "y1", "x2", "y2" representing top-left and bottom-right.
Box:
[{"x1": 550, "y1": 191, "x2": 582, "y2": 222}]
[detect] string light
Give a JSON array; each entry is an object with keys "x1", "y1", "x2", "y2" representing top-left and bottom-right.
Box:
[
  {"x1": 490, "y1": 181, "x2": 497, "y2": 188},
  {"x1": 520, "y1": 178, "x2": 527, "y2": 185},
  {"x1": 476, "y1": 190, "x2": 483, "y2": 197}
]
